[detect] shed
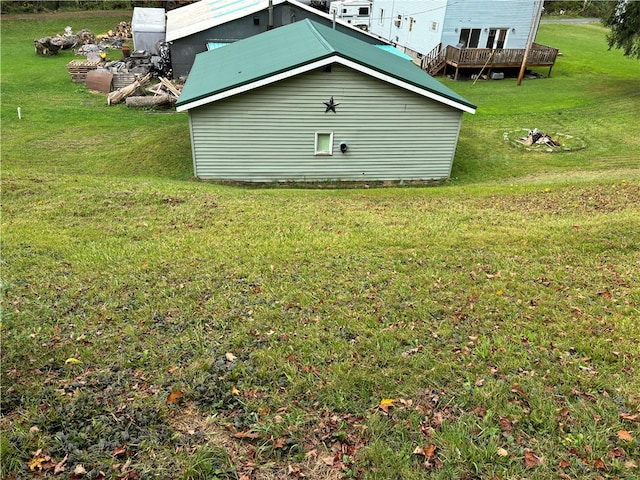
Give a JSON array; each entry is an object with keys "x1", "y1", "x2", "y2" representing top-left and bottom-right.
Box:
[
  {"x1": 165, "y1": 0, "x2": 389, "y2": 78},
  {"x1": 132, "y1": 7, "x2": 166, "y2": 55},
  {"x1": 176, "y1": 19, "x2": 476, "y2": 182}
]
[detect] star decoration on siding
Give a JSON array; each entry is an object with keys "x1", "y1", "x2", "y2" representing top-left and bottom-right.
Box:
[{"x1": 323, "y1": 96, "x2": 340, "y2": 113}]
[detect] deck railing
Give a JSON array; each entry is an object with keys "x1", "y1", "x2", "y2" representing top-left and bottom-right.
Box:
[{"x1": 444, "y1": 43, "x2": 558, "y2": 68}]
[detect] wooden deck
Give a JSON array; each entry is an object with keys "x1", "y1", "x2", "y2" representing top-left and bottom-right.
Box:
[{"x1": 423, "y1": 43, "x2": 559, "y2": 79}]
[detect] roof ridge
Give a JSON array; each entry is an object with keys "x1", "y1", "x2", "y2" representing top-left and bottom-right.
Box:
[{"x1": 305, "y1": 19, "x2": 337, "y2": 55}]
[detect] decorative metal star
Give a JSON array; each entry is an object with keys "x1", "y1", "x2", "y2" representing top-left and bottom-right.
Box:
[{"x1": 323, "y1": 96, "x2": 340, "y2": 113}]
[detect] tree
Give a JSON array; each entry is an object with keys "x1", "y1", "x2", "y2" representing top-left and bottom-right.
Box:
[{"x1": 603, "y1": 0, "x2": 640, "y2": 59}]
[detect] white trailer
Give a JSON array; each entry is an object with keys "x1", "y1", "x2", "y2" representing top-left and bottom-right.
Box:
[{"x1": 328, "y1": 1, "x2": 372, "y2": 30}]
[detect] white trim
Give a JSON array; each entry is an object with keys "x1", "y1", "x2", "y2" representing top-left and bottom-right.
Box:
[
  {"x1": 336, "y1": 57, "x2": 476, "y2": 113},
  {"x1": 177, "y1": 55, "x2": 476, "y2": 113},
  {"x1": 314, "y1": 131, "x2": 334, "y2": 155},
  {"x1": 177, "y1": 58, "x2": 334, "y2": 111}
]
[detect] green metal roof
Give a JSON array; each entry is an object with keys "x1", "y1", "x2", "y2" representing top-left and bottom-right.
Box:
[{"x1": 176, "y1": 19, "x2": 476, "y2": 113}]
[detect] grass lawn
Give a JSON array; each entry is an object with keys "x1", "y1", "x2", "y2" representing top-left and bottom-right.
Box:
[{"x1": 1, "y1": 13, "x2": 639, "y2": 480}]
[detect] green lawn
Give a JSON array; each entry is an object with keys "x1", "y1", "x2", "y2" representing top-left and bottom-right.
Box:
[{"x1": 1, "y1": 14, "x2": 639, "y2": 480}]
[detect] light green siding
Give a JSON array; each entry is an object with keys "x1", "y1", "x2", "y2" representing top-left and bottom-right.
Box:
[{"x1": 189, "y1": 64, "x2": 463, "y2": 182}]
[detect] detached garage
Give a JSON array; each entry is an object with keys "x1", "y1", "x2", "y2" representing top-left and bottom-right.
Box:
[{"x1": 176, "y1": 19, "x2": 476, "y2": 182}]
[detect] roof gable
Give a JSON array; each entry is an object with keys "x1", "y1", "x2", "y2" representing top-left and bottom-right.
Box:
[
  {"x1": 176, "y1": 19, "x2": 476, "y2": 114},
  {"x1": 165, "y1": 0, "x2": 382, "y2": 43}
]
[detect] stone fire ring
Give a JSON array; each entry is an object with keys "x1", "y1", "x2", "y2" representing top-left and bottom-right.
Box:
[{"x1": 503, "y1": 129, "x2": 587, "y2": 153}]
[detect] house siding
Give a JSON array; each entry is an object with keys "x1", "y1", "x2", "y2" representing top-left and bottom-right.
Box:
[
  {"x1": 189, "y1": 64, "x2": 463, "y2": 182},
  {"x1": 441, "y1": 0, "x2": 537, "y2": 51},
  {"x1": 369, "y1": 0, "x2": 447, "y2": 59},
  {"x1": 369, "y1": 0, "x2": 538, "y2": 58}
]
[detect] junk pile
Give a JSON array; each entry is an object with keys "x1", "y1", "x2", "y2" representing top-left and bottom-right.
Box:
[
  {"x1": 34, "y1": 26, "x2": 96, "y2": 56},
  {"x1": 519, "y1": 128, "x2": 561, "y2": 147},
  {"x1": 103, "y1": 42, "x2": 172, "y2": 78},
  {"x1": 108, "y1": 75, "x2": 183, "y2": 108},
  {"x1": 35, "y1": 22, "x2": 179, "y2": 108}
]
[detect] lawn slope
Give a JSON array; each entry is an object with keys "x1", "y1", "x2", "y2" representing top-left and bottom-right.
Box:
[{"x1": 2, "y1": 15, "x2": 639, "y2": 480}]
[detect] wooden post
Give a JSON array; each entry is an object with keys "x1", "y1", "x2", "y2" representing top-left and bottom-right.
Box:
[{"x1": 518, "y1": 0, "x2": 543, "y2": 86}]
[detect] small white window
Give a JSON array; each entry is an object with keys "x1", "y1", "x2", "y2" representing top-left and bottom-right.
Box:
[
  {"x1": 431, "y1": 21, "x2": 438, "y2": 32},
  {"x1": 314, "y1": 132, "x2": 334, "y2": 155}
]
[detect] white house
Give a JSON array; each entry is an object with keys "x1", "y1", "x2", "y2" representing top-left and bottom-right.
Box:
[{"x1": 368, "y1": 0, "x2": 557, "y2": 78}]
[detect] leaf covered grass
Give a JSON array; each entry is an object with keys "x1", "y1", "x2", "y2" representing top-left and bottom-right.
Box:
[{"x1": 2, "y1": 13, "x2": 639, "y2": 480}]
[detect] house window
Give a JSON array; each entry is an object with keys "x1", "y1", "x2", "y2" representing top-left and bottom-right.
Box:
[
  {"x1": 394, "y1": 14, "x2": 402, "y2": 28},
  {"x1": 431, "y1": 21, "x2": 438, "y2": 32},
  {"x1": 486, "y1": 28, "x2": 508, "y2": 49},
  {"x1": 314, "y1": 132, "x2": 334, "y2": 155},
  {"x1": 459, "y1": 28, "x2": 481, "y2": 48},
  {"x1": 379, "y1": 8, "x2": 384, "y2": 25},
  {"x1": 359, "y1": 6, "x2": 369, "y2": 15}
]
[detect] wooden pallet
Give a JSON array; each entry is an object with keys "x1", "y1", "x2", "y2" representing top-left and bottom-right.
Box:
[{"x1": 66, "y1": 60, "x2": 101, "y2": 83}]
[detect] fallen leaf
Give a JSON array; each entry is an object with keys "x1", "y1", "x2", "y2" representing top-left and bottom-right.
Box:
[
  {"x1": 413, "y1": 444, "x2": 437, "y2": 459},
  {"x1": 401, "y1": 345, "x2": 423, "y2": 357},
  {"x1": 474, "y1": 378, "x2": 485, "y2": 387},
  {"x1": 273, "y1": 437, "x2": 285, "y2": 449},
  {"x1": 54, "y1": 453, "x2": 68, "y2": 474},
  {"x1": 593, "y1": 457, "x2": 607, "y2": 470},
  {"x1": 472, "y1": 406, "x2": 487, "y2": 417},
  {"x1": 225, "y1": 352, "x2": 237, "y2": 362},
  {"x1": 424, "y1": 444, "x2": 437, "y2": 459},
  {"x1": 558, "y1": 459, "x2": 570, "y2": 469},
  {"x1": 510, "y1": 383, "x2": 525, "y2": 396},
  {"x1": 523, "y1": 450, "x2": 541, "y2": 468},
  {"x1": 121, "y1": 458, "x2": 132, "y2": 473},
  {"x1": 112, "y1": 445, "x2": 127, "y2": 457},
  {"x1": 620, "y1": 412, "x2": 639, "y2": 422},
  {"x1": 65, "y1": 357, "x2": 82, "y2": 365},
  {"x1": 233, "y1": 430, "x2": 261, "y2": 439},
  {"x1": 322, "y1": 456, "x2": 334, "y2": 466},
  {"x1": 166, "y1": 389, "x2": 183, "y2": 404},
  {"x1": 231, "y1": 386, "x2": 240, "y2": 396},
  {"x1": 625, "y1": 460, "x2": 638, "y2": 468},
  {"x1": 28, "y1": 454, "x2": 47, "y2": 471},
  {"x1": 617, "y1": 430, "x2": 634, "y2": 442},
  {"x1": 608, "y1": 448, "x2": 625, "y2": 459},
  {"x1": 116, "y1": 471, "x2": 140, "y2": 480},
  {"x1": 497, "y1": 447, "x2": 509, "y2": 457},
  {"x1": 499, "y1": 417, "x2": 513, "y2": 432},
  {"x1": 413, "y1": 446, "x2": 425, "y2": 456},
  {"x1": 74, "y1": 464, "x2": 87, "y2": 475},
  {"x1": 379, "y1": 398, "x2": 394, "y2": 413}
]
